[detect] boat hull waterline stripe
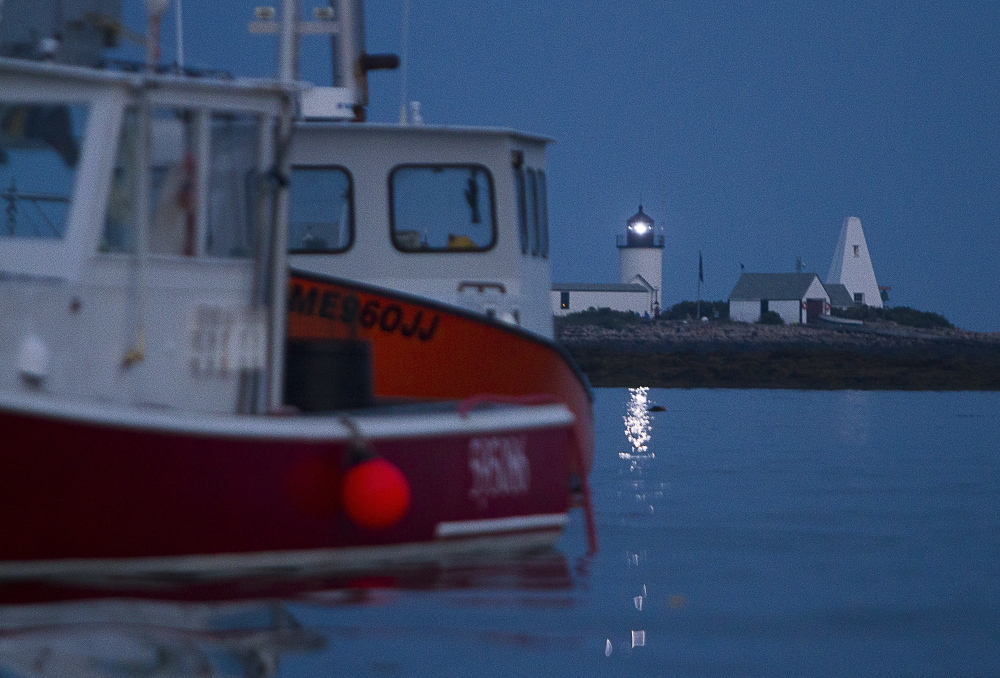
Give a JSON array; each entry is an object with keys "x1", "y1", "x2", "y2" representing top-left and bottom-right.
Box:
[
  {"x1": 434, "y1": 513, "x2": 569, "y2": 538},
  {"x1": 0, "y1": 530, "x2": 565, "y2": 582}
]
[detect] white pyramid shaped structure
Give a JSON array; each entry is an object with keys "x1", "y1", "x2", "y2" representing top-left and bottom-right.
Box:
[{"x1": 827, "y1": 216, "x2": 882, "y2": 308}]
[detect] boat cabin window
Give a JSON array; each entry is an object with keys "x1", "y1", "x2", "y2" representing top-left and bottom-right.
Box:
[
  {"x1": 206, "y1": 113, "x2": 260, "y2": 258},
  {"x1": 537, "y1": 170, "x2": 549, "y2": 258},
  {"x1": 101, "y1": 107, "x2": 138, "y2": 252},
  {"x1": 1, "y1": 103, "x2": 89, "y2": 240},
  {"x1": 515, "y1": 168, "x2": 528, "y2": 254},
  {"x1": 288, "y1": 166, "x2": 353, "y2": 253},
  {"x1": 390, "y1": 164, "x2": 495, "y2": 252},
  {"x1": 101, "y1": 108, "x2": 263, "y2": 257},
  {"x1": 515, "y1": 166, "x2": 549, "y2": 258},
  {"x1": 525, "y1": 168, "x2": 539, "y2": 256}
]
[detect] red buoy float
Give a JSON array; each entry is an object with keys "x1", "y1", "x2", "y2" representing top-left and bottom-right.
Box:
[{"x1": 341, "y1": 458, "x2": 411, "y2": 530}]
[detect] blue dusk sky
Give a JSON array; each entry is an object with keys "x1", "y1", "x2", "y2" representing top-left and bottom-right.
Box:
[{"x1": 120, "y1": 1, "x2": 1000, "y2": 331}]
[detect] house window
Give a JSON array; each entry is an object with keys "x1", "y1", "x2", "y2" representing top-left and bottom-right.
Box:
[
  {"x1": 560, "y1": 291, "x2": 570, "y2": 309},
  {"x1": 854, "y1": 292, "x2": 864, "y2": 304},
  {"x1": 853, "y1": 245, "x2": 860, "y2": 257}
]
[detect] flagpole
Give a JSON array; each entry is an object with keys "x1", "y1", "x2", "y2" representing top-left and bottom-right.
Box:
[{"x1": 697, "y1": 250, "x2": 703, "y2": 320}]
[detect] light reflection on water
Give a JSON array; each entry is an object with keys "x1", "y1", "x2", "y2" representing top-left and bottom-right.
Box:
[
  {"x1": 607, "y1": 386, "x2": 656, "y2": 659},
  {"x1": 2, "y1": 389, "x2": 999, "y2": 676},
  {"x1": 622, "y1": 386, "x2": 653, "y2": 459}
]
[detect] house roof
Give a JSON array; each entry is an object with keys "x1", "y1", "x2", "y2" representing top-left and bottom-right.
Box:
[
  {"x1": 823, "y1": 283, "x2": 854, "y2": 308},
  {"x1": 729, "y1": 273, "x2": 823, "y2": 301},
  {"x1": 552, "y1": 282, "x2": 649, "y2": 293}
]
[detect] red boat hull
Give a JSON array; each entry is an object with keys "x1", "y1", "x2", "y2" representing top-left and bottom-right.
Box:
[
  {"x1": 0, "y1": 404, "x2": 572, "y2": 574},
  {"x1": 287, "y1": 271, "x2": 594, "y2": 472}
]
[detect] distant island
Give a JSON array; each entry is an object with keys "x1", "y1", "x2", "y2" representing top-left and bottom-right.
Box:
[{"x1": 557, "y1": 304, "x2": 1000, "y2": 390}]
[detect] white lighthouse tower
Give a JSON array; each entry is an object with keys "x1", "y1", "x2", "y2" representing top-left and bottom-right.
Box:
[
  {"x1": 617, "y1": 206, "x2": 664, "y2": 308},
  {"x1": 827, "y1": 216, "x2": 883, "y2": 308}
]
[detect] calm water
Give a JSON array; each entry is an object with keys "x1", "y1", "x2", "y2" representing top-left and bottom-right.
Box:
[{"x1": 2, "y1": 389, "x2": 999, "y2": 677}]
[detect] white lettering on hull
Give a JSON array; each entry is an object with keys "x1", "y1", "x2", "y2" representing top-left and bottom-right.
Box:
[{"x1": 468, "y1": 435, "x2": 531, "y2": 508}]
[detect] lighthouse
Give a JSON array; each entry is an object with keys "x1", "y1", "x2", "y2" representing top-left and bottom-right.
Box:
[
  {"x1": 551, "y1": 204, "x2": 665, "y2": 315},
  {"x1": 827, "y1": 216, "x2": 883, "y2": 308},
  {"x1": 617, "y1": 206, "x2": 664, "y2": 308}
]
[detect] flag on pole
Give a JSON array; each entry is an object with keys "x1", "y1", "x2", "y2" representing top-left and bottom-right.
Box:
[{"x1": 698, "y1": 251, "x2": 704, "y2": 283}]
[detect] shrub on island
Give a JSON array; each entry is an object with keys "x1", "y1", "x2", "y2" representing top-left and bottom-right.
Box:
[
  {"x1": 757, "y1": 310, "x2": 784, "y2": 325},
  {"x1": 556, "y1": 307, "x2": 645, "y2": 330},
  {"x1": 831, "y1": 305, "x2": 953, "y2": 329},
  {"x1": 658, "y1": 300, "x2": 730, "y2": 321}
]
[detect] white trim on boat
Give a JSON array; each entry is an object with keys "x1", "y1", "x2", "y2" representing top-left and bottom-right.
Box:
[
  {"x1": 434, "y1": 513, "x2": 569, "y2": 539},
  {"x1": 0, "y1": 391, "x2": 573, "y2": 441},
  {"x1": 0, "y1": 532, "x2": 563, "y2": 583}
]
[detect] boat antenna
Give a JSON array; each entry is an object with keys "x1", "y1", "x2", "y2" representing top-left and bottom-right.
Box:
[
  {"x1": 174, "y1": 0, "x2": 185, "y2": 70},
  {"x1": 399, "y1": 0, "x2": 410, "y2": 123}
]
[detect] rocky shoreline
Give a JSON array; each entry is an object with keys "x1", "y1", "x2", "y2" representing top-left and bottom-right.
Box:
[{"x1": 557, "y1": 320, "x2": 1000, "y2": 389}]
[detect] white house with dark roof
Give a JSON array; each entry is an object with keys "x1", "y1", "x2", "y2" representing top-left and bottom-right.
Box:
[
  {"x1": 729, "y1": 273, "x2": 831, "y2": 324},
  {"x1": 552, "y1": 281, "x2": 653, "y2": 316}
]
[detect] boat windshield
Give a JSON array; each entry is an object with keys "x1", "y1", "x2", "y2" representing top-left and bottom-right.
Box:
[
  {"x1": 390, "y1": 164, "x2": 495, "y2": 252},
  {"x1": 289, "y1": 166, "x2": 353, "y2": 253},
  {"x1": 0, "y1": 103, "x2": 88, "y2": 239},
  {"x1": 101, "y1": 107, "x2": 263, "y2": 257}
]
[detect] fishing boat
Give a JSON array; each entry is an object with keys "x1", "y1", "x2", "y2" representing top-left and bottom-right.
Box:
[
  {"x1": 282, "y1": 2, "x2": 595, "y2": 482},
  {"x1": 0, "y1": 0, "x2": 594, "y2": 583}
]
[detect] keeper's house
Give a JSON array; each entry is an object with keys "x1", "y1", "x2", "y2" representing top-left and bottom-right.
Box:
[
  {"x1": 729, "y1": 273, "x2": 831, "y2": 324},
  {"x1": 552, "y1": 280, "x2": 653, "y2": 316}
]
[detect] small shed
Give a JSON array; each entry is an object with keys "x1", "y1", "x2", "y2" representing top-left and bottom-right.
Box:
[
  {"x1": 729, "y1": 273, "x2": 830, "y2": 324},
  {"x1": 823, "y1": 283, "x2": 855, "y2": 310},
  {"x1": 552, "y1": 281, "x2": 653, "y2": 316}
]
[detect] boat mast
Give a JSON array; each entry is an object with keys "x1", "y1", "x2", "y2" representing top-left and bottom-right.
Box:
[
  {"x1": 264, "y1": 0, "x2": 297, "y2": 412},
  {"x1": 174, "y1": 0, "x2": 184, "y2": 69}
]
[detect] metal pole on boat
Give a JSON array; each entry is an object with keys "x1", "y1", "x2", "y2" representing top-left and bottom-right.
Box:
[
  {"x1": 279, "y1": 0, "x2": 298, "y2": 81},
  {"x1": 174, "y1": 0, "x2": 185, "y2": 70},
  {"x1": 123, "y1": 0, "x2": 171, "y2": 369},
  {"x1": 398, "y1": 0, "x2": 410, "y2": 124},
  {"x1": 266, "y1": 0, "x2": 298, "y2": 412},
  {"x1": 145, "y1": 0, "x2": 171, "y2": 70}
]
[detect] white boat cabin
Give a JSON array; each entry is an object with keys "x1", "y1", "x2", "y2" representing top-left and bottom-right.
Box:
[
  {"x1": 0, "y1": 58, "x2": 292, "y2": 413},
  {"x1": 288, "y1": 123, "x2": 555, "y2": 338}
]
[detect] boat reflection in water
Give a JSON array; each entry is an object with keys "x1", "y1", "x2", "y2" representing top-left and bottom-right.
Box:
[
  {"x1": 0, "y1": 597, "x2": 320, "y2": 677},
  {"x1": 0, "y1": 553, "x2": 572, "y2": 677}
]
